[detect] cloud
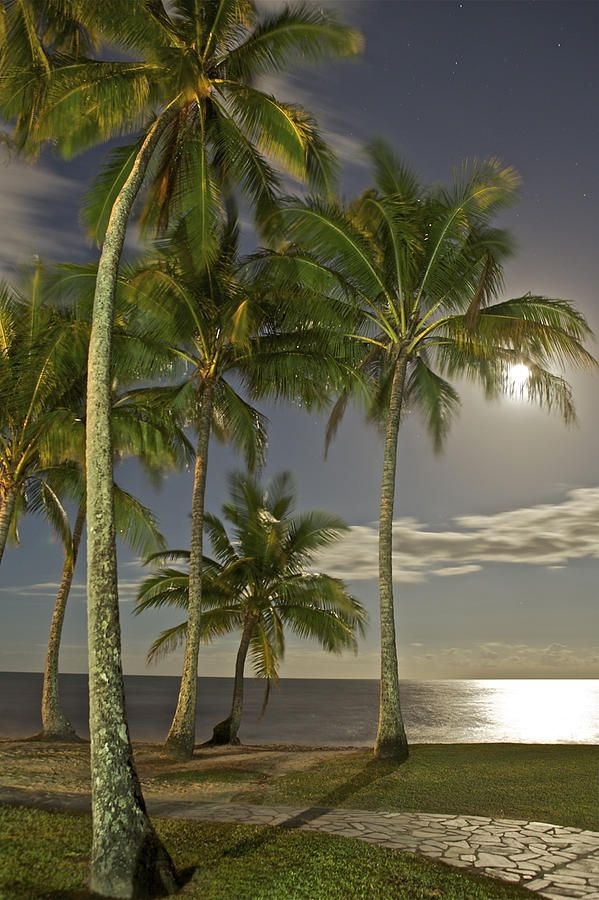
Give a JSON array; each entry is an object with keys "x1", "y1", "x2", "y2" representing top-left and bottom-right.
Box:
[
  {"x1": 0, "y1": 148, "x2": 82, "y2": 274},
  {"x1": 407, "y1": 640, "x2": 599, "y2": 678},
  {"x1": 0, "y1": 581, "x2": 85, "y2": 600},
  {"x1": 315, "y1": 486, "x2": 599, "y2": 581},
  {"x1": 1, "y1": 575, "x2": 142, "y2": 604},
  {"x1": 432, "y1": 564, "x2": 483, "y2": 577}
]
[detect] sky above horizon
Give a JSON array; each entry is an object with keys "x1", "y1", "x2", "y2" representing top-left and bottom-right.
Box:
[{"x1": 0, "y1": 0, "x2": 598, "y2": 681}]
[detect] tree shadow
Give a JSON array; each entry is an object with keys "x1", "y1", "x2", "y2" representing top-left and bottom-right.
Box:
[{"x1": 225, "y1": 755, "x2": 399, "y2": 858}]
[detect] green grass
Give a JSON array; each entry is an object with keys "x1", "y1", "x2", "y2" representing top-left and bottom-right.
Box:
[
  {"x1": 0, "y1": 806, "x2": 534, "y2": 899},
  {"x1": 236, "y1": 744, "x2": 599, "y2": 831}
]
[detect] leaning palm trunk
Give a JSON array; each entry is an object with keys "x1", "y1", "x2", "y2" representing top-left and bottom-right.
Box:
[
  {"x1": 209, "y1": 611, "x2": 258, "y2": 745},
  {"x1": 0, "y1": 480, "x2": 17, "y2": 566},
  {"x1": 165, "y1": 382, "x2": 214, "y2": 759},
  {"x1": 85, "y1": 111, "x2": 178, "y2": 898},
  {"x1": 374, "y1": 355, "x2": 409, "y2": 762},
  {"x1": 39, "y1": 503, "x2": 86, "y2": 740}
]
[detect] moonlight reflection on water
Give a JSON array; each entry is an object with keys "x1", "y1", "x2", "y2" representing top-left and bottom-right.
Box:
[{"x1": 477, "y1": 679, "x2": 598, "y2": 744}]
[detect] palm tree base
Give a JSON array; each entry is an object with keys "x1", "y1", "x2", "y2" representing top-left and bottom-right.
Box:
[
  {"x1": 373, "y1": 736, "x2": 409, "y2": 763},
  {"x1": 203, "y1": 717, "x2": 241, "y2": 746},
  {"x1": 164, "y1": 731, "x2": 196, "y2": 760},
  {"x1": 90, "y1": 829, "x2": 181, "y2": 899}
]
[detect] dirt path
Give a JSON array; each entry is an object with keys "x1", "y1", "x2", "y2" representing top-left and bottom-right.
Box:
[{"x1": 0, "y1": 739, "x2": 359, "y2": 803}]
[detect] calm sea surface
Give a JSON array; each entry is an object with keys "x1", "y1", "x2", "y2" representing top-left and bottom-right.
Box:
[{"x1": 1, "y1": 673, "x2": 597, "y2": 745}]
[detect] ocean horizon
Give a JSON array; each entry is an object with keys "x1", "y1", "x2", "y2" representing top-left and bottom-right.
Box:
[{"x1": 1, "y1": 673, "x2": 597, "y2": 745}]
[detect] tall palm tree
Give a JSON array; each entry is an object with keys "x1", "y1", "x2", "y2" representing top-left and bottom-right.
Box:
[
  {"x1": 126, "y1": 218, "x2": 267, "y2": 758},
  {"x1": 126, "y1": 216, "x2": 354, "y2": 757},
  {"x1": 136, "y1": 470, "x2": 367, "y2": 745},
  {"x1": 1, "y1": 4, "x2": 361, "y2": 892},
  {"x1": 273, "y1": 142, "x2": 597, "y2": 761}
]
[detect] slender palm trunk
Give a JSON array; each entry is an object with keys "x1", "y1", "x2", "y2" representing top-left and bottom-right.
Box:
[
  {"x1": 0, "y1": 480, "x2": 17, "y2": 566},
  {"x1": 86, "y1": 110, "x2": 179, "y2": 899},
  {"x1": 209, "y1": 611, "x2": 258, "y2": 745},
  {"x1": 374, "y1": 354, "x2": 409, "y2": 762},
  {"x1": 165, "y1": 381, "x2": 214, "y2": 759},
  {"x1": 39, "y1": 503, "x2": 85, "y2": 740}
]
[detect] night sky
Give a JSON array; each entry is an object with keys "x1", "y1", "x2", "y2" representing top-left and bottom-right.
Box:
[{"x1": 1, "y1": 1, "x2": 598, "y2": 680}]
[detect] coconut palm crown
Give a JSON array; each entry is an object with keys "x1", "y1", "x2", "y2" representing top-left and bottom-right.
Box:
[
  {"x1": 2, "y1": 0, "x2": 363, "y2": 260},
  {"x1": 272, "y1": 141, "x2": 597, "y2": 761}
]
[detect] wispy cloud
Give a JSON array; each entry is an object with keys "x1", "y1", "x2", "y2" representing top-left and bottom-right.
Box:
[
  {"x1": 316, "y1": 486, "x2": 599, "y2": 581},
  {"x1": 407, "y1": 641, "x2": 599, "y2": 678},
  {"x1": 2, "y1": 575, "x2": 142, "y2": 604},
  {"x1": 0, "y1": 148, "x2": 82, "y2": 274}
]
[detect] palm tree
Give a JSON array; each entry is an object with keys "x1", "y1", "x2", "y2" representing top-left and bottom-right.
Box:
[
  {"x1": 0, "y1": 261, "x2": 86, "y2": 565},
  {"x1": 273, "y1": 142, "x2": 597, "y2": 761},
  {"x1": 136, "y1": 470, "x2": 367, "y2": 745},
  {"x1": 125, "y1": 218, "x2": 267, "y2": 758},
  {"x1": 126, "y1": 216, "x2": 355, "y2": 757},
  {"x1": 1, "y1": 4, "x2": 361, "y2": 891}
]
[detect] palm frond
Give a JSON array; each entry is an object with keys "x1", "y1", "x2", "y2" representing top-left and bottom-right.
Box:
[
  {"x1": 366, "y1": 139, "x2": 420, "y2": 200},
  {"x1": 113, "y1": 485, "x2": 165, "y2": 557},
  {"x1": 285, "y1": 510, "x2": 349, "y2": 559},
  {"x1": 405, "y1": 357, "x2": 461, "y2": 453},
  {"x1": 211, "y1": 380, "x2": 268, "y2": 471},
  {"x1": 276, "y1": 199, "x2": 389, "y2": 304},
  {"x1": 146, "y1": 621, "x2": 187, "y2": 664},
  {"x1": 224, "y1": 4, "x2": 362, "y2": 80}
]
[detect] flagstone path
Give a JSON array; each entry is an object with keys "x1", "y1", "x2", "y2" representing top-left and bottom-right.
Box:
[{"x1": 2, "y1": 786, "x2": 598, "y2": 899}]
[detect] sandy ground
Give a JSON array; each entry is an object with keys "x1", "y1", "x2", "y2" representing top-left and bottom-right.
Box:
[{"x1": 0, "y1": 739, "x2": 360, "y2": 803}]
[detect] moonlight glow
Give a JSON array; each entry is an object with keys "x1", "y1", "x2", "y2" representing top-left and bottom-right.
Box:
[{"x1": 507, "y1": 363, "x2": 531, "y2": 392}]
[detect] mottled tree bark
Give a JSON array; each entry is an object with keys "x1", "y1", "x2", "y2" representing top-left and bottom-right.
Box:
[
  {"x1": 374, "y1": 354, "x2": 409, "y2": 762},
  {"x1": 209, "y1": 611, "x2": 258, "y2": 745},
  {"x1": 165, "y1": 382, "x2": 213, "y2": 759},
  {"x1": 85, "y1": 110, "x2": 179, "y2": 898},
  {"x1": 0, "y1": 480, "x2": 17, "y2": 566},
  {"x1": 39, "y1": 503, "x2": 86, "y2": 740}
]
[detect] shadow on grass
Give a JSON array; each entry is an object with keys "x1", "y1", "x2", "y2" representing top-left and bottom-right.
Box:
[{"x1": 224, "y1": 756, "x2": 399, "y2": 859}]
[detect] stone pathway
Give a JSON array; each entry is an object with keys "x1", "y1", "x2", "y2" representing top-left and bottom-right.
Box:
[{"x1": 2, "y1": 787, "x2": 598, "y2": 899}]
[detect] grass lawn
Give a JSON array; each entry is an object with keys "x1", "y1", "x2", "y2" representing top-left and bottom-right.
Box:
[
  {"x1": 0, "y1": 806, "x2": 535, "y2": 899},
  {"x1": 236, "y1": 744, "x2": 598, "y2": 831},
  {"x1": 1, "y1": 743, "x2": 595, "y2": 898}
]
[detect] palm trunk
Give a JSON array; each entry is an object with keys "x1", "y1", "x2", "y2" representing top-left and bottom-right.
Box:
[
  {"x1": 86, "y1": 110, "x2": 179, "y2": 899},
  {"x1": 374, "y1": 354, "x2": 409, "y2": 762},
  {"x1": 0, "y1": 480, "x2": 17, "y2": 566},
  {"x1": 39, "y1": 502, "x2": 85, "y2": 740},
  {"x1": 165, "y1": 381, "x2": 214, "y2": 759},
  {"x1": 209, "y1": 611, "x2": 257, "y2": 745}
]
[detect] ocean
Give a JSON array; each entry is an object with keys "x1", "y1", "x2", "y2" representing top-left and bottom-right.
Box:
[{"x1": 1, "y1": 673, "x2": 597, "y2": 745}]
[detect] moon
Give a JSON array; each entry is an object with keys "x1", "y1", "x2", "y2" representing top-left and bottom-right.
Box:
[{"x1": 507, "y1": 362, "x2": 530, "y2": 392}]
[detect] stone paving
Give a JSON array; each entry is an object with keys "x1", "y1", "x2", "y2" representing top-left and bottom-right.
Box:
[{"x1": 2, "y1": 786, "x2": 598, "y2": 899}]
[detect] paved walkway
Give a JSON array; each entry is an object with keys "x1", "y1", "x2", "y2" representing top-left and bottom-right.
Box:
[{"x1": 2, "y1": 786, "x2": 598, "y2": 899}]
